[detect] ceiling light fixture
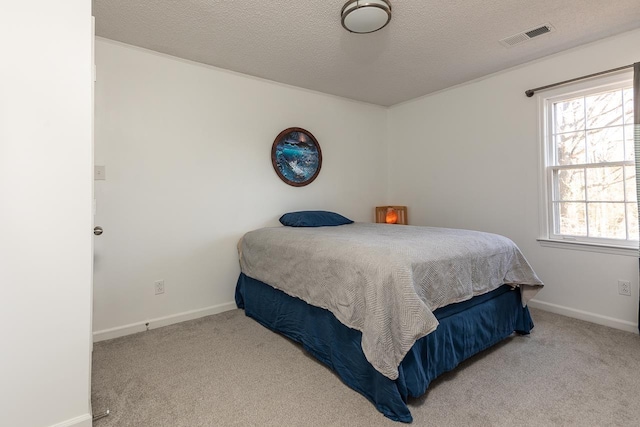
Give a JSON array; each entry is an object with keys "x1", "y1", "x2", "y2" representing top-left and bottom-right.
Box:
[{"x1": 341, "y1": 0, "x2": 392, "y2": 34}]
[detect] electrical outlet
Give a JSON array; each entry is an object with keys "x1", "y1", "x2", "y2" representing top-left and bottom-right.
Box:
[
  {"x1": 618, "y1": 280, "x2": 631, "y2": 296},
  {"x1": 154, "y1": 280, "x2": 165, "y2": 295}
]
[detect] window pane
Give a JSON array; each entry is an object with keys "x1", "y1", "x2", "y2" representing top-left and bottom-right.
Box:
[
  {"x1": 555, "y1": 202, "x2": 586, "y2": 236},
  {"x1": 555, "y1": 132, "x2": 585, "y2": 165},
  {"x1": 627, "y1": 203, "x2": 639, "y2": 240},
  {"x1": 547, "y1": 80, "x2": 635, "y2": 245},
  {"x1": 586, "y1": 166, "x2": 624, "y2": 202},
  {"x1": 624, "y1": 124, "x2": 635, "y2": 161},
  {"x1": 554, "y1": 97, "x2": 585, "y2": 133},
  {"x1": 554, "y1": 168, "x2": 585, "y2": 201},
  {"x1": 588, "y1": 202, "x2": 626, "y2": 239},
  {"x1": 625, "y1": 166, "x2": 637, "y2": 202},
  {"x1": 623, "y1": 88, "x2": 634, "y2": 125},
  {"x1": 586, "y1": 126, "x2": 624, "y2": 163},
  {"x1": 585, "y1": 90, "x2": 623, "y2": 129}
]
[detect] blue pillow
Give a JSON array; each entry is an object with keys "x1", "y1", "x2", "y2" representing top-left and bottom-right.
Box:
[{"x1": 279, "y1": 211, "x2": 354, "y2": 227}]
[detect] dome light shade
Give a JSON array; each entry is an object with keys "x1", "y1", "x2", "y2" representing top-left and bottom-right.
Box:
[{"x1": 341, "y1": 0, "x2": 392, "y2": 34}]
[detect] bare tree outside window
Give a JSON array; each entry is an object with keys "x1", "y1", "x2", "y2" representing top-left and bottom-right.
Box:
[{"x1": 548, "y1": 83, "x2": 638, "y2": 244}]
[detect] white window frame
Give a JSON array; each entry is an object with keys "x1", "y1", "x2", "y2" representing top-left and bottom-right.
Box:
[{"x1": 537, "y1": 71, "x2": 638, "y2": 256}]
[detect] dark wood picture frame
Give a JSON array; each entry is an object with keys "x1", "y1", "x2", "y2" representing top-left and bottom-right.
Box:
[{"x1": 271, "y1": 127, "x2": 322, "y2": 187}]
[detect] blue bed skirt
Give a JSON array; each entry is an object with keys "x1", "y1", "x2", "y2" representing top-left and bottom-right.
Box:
[{"x1": 235, "y1": 273, "x2": 533, "y2": 423}]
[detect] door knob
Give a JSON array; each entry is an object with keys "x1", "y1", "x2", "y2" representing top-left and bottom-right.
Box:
[{"x1": 94, "y1": 226, "x2": 103, "y2": 236}]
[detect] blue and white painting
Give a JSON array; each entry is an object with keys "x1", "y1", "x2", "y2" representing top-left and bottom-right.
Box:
[{"x1": 272, "y1": 128, "x2": 322, "y2": 186}]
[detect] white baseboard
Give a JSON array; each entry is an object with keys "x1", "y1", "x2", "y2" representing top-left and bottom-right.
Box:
[
  {"x1": 49, "y1": 413, "x2": 92, "y2": 427},
  {"x1": 528, "y1": 299, "x2": 639, "y2": 334},
  {"x1": 93, "y1": 301, "x2": 237, "y2": 342}
]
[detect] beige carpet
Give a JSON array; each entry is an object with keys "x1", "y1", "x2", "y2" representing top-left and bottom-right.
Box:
[{"x1": 92, "y1": 308, "x2": 640, "y2": 426}]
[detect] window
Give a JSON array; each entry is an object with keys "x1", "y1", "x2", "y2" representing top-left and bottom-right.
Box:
[{"x1": 539, "y1": 73, "x2": 638, "y2": 251}]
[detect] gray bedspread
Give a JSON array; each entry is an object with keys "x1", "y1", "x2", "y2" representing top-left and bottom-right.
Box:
[{"x1": 238, "y1": 223, "x2": 543, "y2": 380}]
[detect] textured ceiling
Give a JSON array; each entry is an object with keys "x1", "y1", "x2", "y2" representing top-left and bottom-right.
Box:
[{"x1": 93, "y1": 0, "x2": 640, "y2": 106}]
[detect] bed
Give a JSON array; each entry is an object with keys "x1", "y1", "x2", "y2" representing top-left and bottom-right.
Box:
[{"x1": 235, "y1": 214, "x2": 543, "y2": 422}]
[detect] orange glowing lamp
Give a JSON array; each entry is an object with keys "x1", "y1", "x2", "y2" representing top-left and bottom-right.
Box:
[
  {"x1": 376, "y1": 206, "x2": 407, "y2": 225},
  {"x1": 385, "y1": 208, "x2": 398, "y2": 224}
]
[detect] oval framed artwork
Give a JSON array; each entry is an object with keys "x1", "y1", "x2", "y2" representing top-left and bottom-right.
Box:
[{"x1": 271, "y1": 127, "x2": 322, "y2": 187}]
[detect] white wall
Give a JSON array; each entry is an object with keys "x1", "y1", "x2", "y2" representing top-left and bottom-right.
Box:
[
  {"x1": 95, "y1": 29, "x2": 640, "y2": 337},
  {"x1": 93, "y1": 39, "x2": 388, "y2": 337},
  {"x1": 0, "y1": 2, "x2": 93, "y2": 427},
  {"x1": 388, "y1": 29, "x2": 640, "y2": 331}
]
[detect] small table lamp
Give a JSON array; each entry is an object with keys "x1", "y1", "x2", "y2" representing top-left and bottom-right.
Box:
[{"x1": 375, "y1": 206, "x2": 408, "y2": 225}]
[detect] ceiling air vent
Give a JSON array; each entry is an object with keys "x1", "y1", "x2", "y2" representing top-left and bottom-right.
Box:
[{"x1": 500, "y1": 23, "x2": 555, "y2": 47}]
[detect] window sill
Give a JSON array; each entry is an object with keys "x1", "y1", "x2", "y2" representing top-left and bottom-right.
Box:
[{"x1": 537, "y1": 238, "x2": 639, "y2": 257}]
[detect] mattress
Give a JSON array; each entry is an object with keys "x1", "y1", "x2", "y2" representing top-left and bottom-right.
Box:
[{"x1": 238, "y1": 223, "x2": 543, "y2": 379}]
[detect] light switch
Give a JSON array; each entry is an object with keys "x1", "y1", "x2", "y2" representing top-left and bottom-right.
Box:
[{"x1": 94, "y1": 165, "x2": 106, "y2": 180}]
